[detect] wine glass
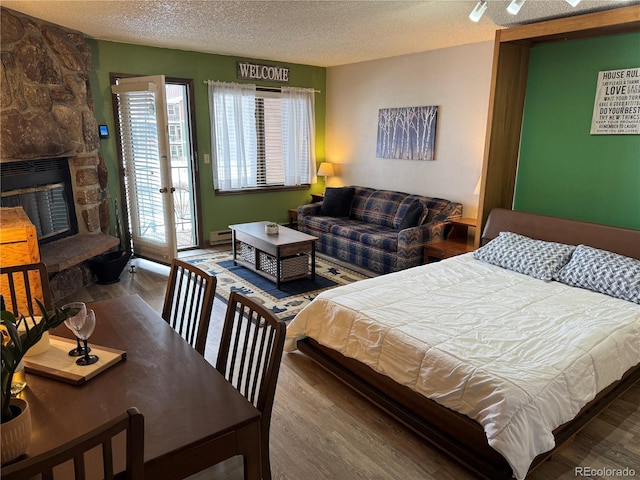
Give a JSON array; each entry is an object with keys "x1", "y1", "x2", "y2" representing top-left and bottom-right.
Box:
[
  {"x1": 75, "y1": 309, "x2": 98, "y2": 366},
  {"x1": 61, "y1": 302, "x2": 89, "y2": 357}
]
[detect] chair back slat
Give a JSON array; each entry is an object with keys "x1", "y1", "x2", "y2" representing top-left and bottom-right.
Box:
[
  {"x1": 216, "y1": 291, "x2": 286, "y2": 480},
  {"x1": 102, "y1": 438, "x2": 114, "y2": 478},
  {"x1": 162, "y1": 259, "x2": 216, "y2": 356},
  {"x1": 1, "y1": 408, "x2": 144, "y2": 480},
  {"x1": 0, "y1": 262, "x2": 52, "y2": 317},
  {"x1": 73, "y1": 454, "x2": 85, "y2": 479}
]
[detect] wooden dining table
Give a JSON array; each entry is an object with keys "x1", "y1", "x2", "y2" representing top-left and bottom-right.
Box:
[{"x1": 16, "y1": 294, "x2": 261, "y2": 479}]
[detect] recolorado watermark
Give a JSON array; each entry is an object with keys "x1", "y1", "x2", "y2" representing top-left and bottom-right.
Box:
[{"x1": 575, "y1": 466, "x2": 636, "y2": 477}]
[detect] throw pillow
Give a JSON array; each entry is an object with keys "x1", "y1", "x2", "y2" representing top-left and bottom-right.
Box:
[
  {"x1": 320, "y1": 187, "x2": 355, "y2": 217},
  {"x1": 397, "y1": 201, "x2": 424, "y2": 230},
  {"x1": 554, "y1": 244, "x2": 640, "y2": 304},
  {"x1": 473, "y1": 231, "x2": 575, "y2": 281}
]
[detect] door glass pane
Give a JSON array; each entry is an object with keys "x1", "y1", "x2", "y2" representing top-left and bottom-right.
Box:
[{"x1": 166, "y1": 83, "x2": 196, "y2": 249}]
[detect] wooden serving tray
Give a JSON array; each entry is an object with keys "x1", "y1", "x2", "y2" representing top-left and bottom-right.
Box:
[{"x1": 23, "y1": 335, "x2": 126, "y2": 385}]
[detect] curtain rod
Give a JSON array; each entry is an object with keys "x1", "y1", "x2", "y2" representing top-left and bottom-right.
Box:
[{"x1": 203, "y1": 81, "x2": 320, "y2": 93}]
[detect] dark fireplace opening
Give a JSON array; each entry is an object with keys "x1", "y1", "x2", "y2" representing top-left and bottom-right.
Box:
[{"x1": 1, "y1": 158, "x2": 78, "y2": 244}]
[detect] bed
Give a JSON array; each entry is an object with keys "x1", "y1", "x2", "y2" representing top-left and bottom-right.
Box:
[{"x1": 284, "y1": 208, "x2": 640, "y2": 480}]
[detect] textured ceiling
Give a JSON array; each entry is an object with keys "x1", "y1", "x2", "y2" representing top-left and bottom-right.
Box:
[{"x1": 2, "y1": 0, "x2": 638, "y2": 67}]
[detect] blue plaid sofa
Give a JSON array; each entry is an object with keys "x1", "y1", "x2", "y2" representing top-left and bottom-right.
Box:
[{"x1": 297, "y1": 186, "x2": 463, "y2": 274}]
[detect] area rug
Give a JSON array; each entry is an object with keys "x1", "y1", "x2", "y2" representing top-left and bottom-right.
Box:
[{"x1": 183, "y1": 250, "x2": 368, "y2": 321}]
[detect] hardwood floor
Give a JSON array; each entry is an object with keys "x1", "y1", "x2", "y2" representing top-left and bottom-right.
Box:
[{"x1": 64, "y1": 252, "x2": 640, "y2": 480}]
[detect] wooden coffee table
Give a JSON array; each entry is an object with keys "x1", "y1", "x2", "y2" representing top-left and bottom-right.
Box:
[{"x1": 229, "y1": 221, "x2": 318, "y2": 289}]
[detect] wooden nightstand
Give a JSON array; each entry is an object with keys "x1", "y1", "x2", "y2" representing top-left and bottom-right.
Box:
[
  {"x1": 423, "y1": 217, "x2": 476, "y2": 263},
  {"x1": 311, "y1": 193, "x2": 324, "y2": 203},
  {"x1": 288, "y1": 208, "x2": 298, "y2": 228}
]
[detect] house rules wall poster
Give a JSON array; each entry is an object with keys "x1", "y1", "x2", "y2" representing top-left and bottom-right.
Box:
[
  {"x1": 590, "y1": 67, "x2": 640, "y2": 135},
  {"x1": 376, "y1": 106, "x2": 438, "y2": 160}
]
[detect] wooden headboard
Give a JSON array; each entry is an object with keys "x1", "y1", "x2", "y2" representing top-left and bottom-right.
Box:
[{"x1": 482, "y1": 208, "x2": 640, "y2": 260}]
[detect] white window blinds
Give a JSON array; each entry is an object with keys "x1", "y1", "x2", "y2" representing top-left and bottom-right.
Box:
[{"x1": 114, "y1": 89, "x2": 164, "y2": 240}]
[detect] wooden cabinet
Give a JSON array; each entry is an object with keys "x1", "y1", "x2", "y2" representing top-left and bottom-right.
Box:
[
  {"x1": 475, "y1": 5, "x2": 640, "y2": 247},
  {"x1": 0, "y1": 207, "x2": 40, "y2": 266},
  {"x1": 0, "y1": 207, "x2": 44, "y2": 315}
]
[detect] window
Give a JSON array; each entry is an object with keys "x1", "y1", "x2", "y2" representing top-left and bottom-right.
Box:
[
  {"x1": 167, "y1": 102, "x2": 180, "y2": 122},
  {"x1": 169, "y1": 124, "x2": 182, "y2": 143},
  {"x1": 207, "y1": 81, "x2": 316, "y2": 192},
  {"x1": 170, "y1": 144, "x2": 184, "y2": 160}
]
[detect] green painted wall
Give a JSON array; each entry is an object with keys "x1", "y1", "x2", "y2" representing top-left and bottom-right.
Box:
[
  {"x1": 515, "y1": 31, "x2": 640, "y2": 230},
  {"x1": 87, "y1": 40, "x2": 326, "y2": 242}
]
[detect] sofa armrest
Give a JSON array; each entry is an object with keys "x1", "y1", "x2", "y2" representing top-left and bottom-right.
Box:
[
  {"x1": 396, "y1": 221, "x2": 449, "y2": 270},
  {"x1": 297, "y1": 203, "x2": 322, "y2": 227},
  {"x1": 298, "y1": 202, "x2": 322, "y2": 217},
  {"x1": 399, "y1": 221, "x2": 448, "y2": 246}
]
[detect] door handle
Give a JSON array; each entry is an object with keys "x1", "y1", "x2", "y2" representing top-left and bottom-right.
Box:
[{"x1": 159, "y1": 187, "x2": 168, "y2": 193}]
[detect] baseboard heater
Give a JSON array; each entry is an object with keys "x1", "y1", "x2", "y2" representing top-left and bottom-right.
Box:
[{"x1": 209, "y1": 229, "x2": 232, "y2": 246}]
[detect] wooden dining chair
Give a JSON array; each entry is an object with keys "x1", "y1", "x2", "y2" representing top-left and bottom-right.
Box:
[
  {"x1": 162, "y1": 258, "x2": 217, "y2": 356},
  {"x1": 216, "y1": 291, "x2": 286, "y2": 480},
  {"x1": 1, "y1": 407, "x2": 144, "y2": 480},
  {"x1": 0, "y1": 262, "x2": 53, "y2": 317}
]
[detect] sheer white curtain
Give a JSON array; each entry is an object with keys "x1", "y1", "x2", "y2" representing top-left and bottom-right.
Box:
[
  {"x1": 281, "y1": 87, "x2": 316, "y2": 186},
  {"x1": 208, "y1": 81, "x2": 257, "y2": 190}
]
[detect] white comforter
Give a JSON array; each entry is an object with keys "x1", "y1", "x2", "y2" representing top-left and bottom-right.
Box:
[{"x1": 284, "y1": 253, "x2": 640, "y2": 479}]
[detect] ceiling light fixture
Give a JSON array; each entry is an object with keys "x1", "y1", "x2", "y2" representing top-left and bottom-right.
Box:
[
  {"x1": 565, "y1": 0, "x2": 581, "y2": 6},
  {"x1": 469, "y1": 0, "x2": 488, "y2": 22},
  {"x1": 507, "y1": 0, "x2": 526, "y2": 15}
]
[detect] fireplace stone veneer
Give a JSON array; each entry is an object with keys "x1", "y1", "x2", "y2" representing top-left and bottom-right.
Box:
[{"x1": 0, "y1": 7, "x2": 119, "y2": 300}]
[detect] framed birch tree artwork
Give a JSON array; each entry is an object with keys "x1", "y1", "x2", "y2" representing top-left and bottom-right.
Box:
[{"x1": 376, "y1": 106, "x2": 438, "y2": 160}]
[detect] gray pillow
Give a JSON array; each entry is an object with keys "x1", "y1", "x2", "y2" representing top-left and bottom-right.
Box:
[
  {"x1": 473, "y1": 231, "x2": 575, "y2": 281},
  {"x1": 397, "y1": 201, "x2": 424, "y2": 230},
  {"x1": 554, "y1": 244, "x2": 640, "y2": 304}
]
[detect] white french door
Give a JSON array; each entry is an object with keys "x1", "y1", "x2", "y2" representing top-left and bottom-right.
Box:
[{"x1": 111, "y1": 75, "x2": 177, "y2": 264}]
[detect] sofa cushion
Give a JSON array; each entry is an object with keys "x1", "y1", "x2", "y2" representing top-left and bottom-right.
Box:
[
  {"x1": 357, "y1": 190, "x2": 406, "y2": 228},
  {"x1": 320, "y1": 187, "x2": 355, "y2": 217},
  {"x1": 300, "y1": 215, "x2": 336, "y2": 233},
  {"x1": 349, "y1": 187, "x2": 376, "y2": 220},
  {"x1": 359, "y1": 231, "x2": 398, "y2": 251},
  {"x1": 329, "y1": 223, "x2": 398, "y2": 251},
  {"x1": 422, "y1": 196, "x2": 462, "y2": 224}
]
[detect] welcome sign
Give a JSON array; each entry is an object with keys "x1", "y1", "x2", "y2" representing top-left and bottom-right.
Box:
[{"x1": 237, "y1": 62, "x2": 289, "y2": 83}]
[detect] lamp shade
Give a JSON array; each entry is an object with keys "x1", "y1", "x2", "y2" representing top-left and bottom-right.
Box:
[
  {"x1": 473, "y1": 178, "x2": 481, "y2": 196},
  {"x1": 317, "y1": 162, "x2": 334, "y2": 177}
]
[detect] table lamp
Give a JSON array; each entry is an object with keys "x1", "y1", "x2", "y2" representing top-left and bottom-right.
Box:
[{"x1": 317, "y1": 162, "x2": 335, "y2": 192}]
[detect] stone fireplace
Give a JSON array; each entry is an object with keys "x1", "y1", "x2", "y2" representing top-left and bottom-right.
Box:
[{"x1": 1, "y1": 7, "x2": 119, "y2": 300}]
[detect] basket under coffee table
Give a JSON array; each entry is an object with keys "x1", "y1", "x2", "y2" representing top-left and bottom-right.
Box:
[{"x1": 229, "y1": 221, "x2": 318, "y2": 289}]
